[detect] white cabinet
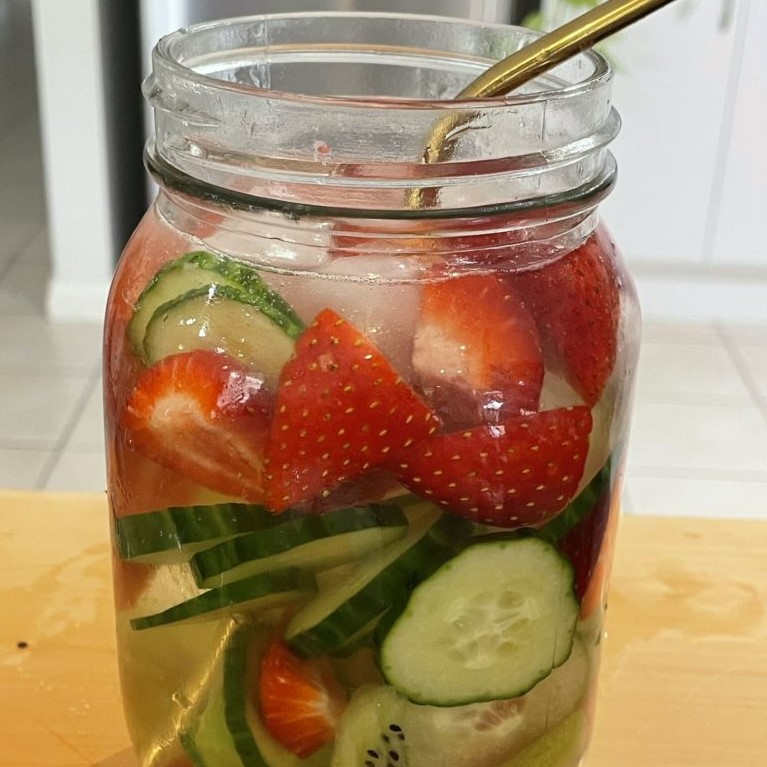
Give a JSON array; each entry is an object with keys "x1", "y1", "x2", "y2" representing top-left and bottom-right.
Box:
[
  {"x1": 602, "y1": 1, "x2": 739, "y2": 267},
  {"x1": 540, "y1": 0, "x2": 766, "y2": 322},
  {"x1": 598, "y1": 0, "x2": 766, "y2": 321},
  {"x1": 32, "y1": 0, "x2": 115, "y2": 321},
  {"x1": 709, "y1": 0, "x2": 767, "y2": 268}
]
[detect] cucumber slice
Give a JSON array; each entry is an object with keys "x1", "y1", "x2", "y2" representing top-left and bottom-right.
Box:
[
  {"x1": 401, "y1": 637, "x2": 589, "y2": 767},
  {"x1": 116, "y1": 610, "x2": 230, "y2": 762},
  {"x1": 226, "y1": 626, "x2": 272, "y2": 766},
  {"x1": 332, "y1": 638, "x2": 589, "y2": 767},
  {"x1": 176, "y1": 620, "x2": 243, "y2": 767},
  {"x1": 498, "y1": 709, "x2": 586, "y2": 767},
  {"x1": 181, "y1": 622, "x2": 330, "y2": 767},
  {"x1": 143, "y1": 284, "x2": 300, "y2": 387},
  {"x1": 179, "y1": 649, "x2": 243, "y2": 767},
  {"x1": 286, "y1": 506, "x2": 467, "y2": 658},
  {"x1": 130, "y1": 569, "x2": 314, "y2": 631},
  {"x1": 380, "y1": 536, "x2": 579, "y2": 706},
  {"x1": 115, "y1": 502, "x2": 279, "y2": 564},
  {"x1": 191, "y1": 502, "x2": 410, "y2": 588},
  {"x1": 129, "y1": 250, "x2": 303, "y2": 359}
]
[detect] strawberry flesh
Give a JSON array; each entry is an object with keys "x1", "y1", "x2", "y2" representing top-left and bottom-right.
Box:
[
  {"x1": 559, "y1": 485, "x2": 612, "y2": 601},
  {"x1": 412, "y1": 274, "x2": 544, "y2": 428},
  {"x1": 121, "y1": 350, "x2": 270, "y2": 502},
  {"x1": 264, "y1": 308, "x2": 439, "y2": 512},
  {"x1": 395, "y1": 406, "x2": 592, "y2": 528},
  {"x1": 258, "y1": 638, "x2": 346, "y2": 758},
  {"x1": 513, "y1": 229, "x2": 621, "y2": 406}
]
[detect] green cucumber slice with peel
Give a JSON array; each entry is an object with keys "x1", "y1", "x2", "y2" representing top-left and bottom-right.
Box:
[
  {"x1": 285, "y1": 506, "x2": 468, "y2": 658},
  {"x1": 332, "y1": 638, "x2": 589, "y2": 767},
  {"x1": 143, "y1": 284, "x2": 300, "y2": 387},
  {"x1": 191, "y1": 502, "x2": 409, "y2": 588},
  {"x1": 130, "y1": 569, "x2": 314, "y2": 631},
  {"x1": 115, "y1": 503, "x2": 279, "y2": 564},
  {"x1": 178, "y1": 623, "x2": 244, "y2": 767},
  {"x1": 380, "y1": 536, "x2": 579, "y2": 706},
  {"x1": 180, "y1": 621, "x2": 330, "y2": 767},
  {"x1": 498, "y1": 708, "x2": 586, "y2": 767},
  {"x1": 129, "y1": 250, "x2": 303, "y2": 359},
  {"x1": 176, "y1": 619, "x2": 242, "y2": 767}
]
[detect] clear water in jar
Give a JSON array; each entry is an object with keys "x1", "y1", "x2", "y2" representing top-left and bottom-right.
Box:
[{"x1": 104, "y1": 202, "x2": 637, "y2": 767}]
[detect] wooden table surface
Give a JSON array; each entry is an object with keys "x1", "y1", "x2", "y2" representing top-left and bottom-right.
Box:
[{"x1": 1, "y1": 490, "x2": 766, "y2": 767}]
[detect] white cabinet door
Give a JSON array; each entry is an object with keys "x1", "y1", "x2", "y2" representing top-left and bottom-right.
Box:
[
  {"x1": 708, "y1": 0, "x2": 767, "y2": 268},
  {"x1": 600, "y1": 0, "x2": 741, "y2": 266}
]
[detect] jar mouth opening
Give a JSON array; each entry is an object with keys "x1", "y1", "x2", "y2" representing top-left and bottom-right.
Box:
[
  {"x1": 147, "y1": 12, "x2": 618, "y2": 215},
  {"x1": 154, "y1": 11, "x2": 613, "y2": 110}
]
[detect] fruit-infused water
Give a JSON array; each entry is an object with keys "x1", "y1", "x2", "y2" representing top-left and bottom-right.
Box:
[{"x1": 104, "y1": 13, "x2": 639, "y2": 767}]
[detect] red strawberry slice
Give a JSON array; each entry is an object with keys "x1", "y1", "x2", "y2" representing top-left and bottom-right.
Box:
[
  {"x1": 513, "y1": 229, "x2": 621, "y2": 406},
  {"x1": 412, "y1": 274, "x2": 544, "y2": 428},
  {"x1": 258, "y1": 638, "x2": 347, "y2": 758},
  {"x1": 121, "y1": 350, "x2": 270, "y2": 502},
  {"x1": 394, "y1": 406, "x2": 592, "y2": 528},
  {"x1": 559, "y1": 485, "x2": 612, "y2": 601},
  {"x1": 264, "y1": 308, "x2": 439, "y2": 512}
]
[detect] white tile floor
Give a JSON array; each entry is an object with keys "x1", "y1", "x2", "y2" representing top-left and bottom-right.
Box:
[{"x1": 1, "y1": 0, "x2": 766, "y2": 517}]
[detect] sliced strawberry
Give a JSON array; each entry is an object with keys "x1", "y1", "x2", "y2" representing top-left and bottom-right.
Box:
[
  {"x1": 121, "y1": 350, "x2": 270, "y2": 502},
  {"x1": 412, "y1": 274, "x2": 543, "y2": 428},
  {"x1": 258, "y1": 638, "x2": 347, "y2": 758},
  {"x1": 513, "y1": 229, "x2": 621, "y2": 405},
  {"x1": 264, "y1": 308, "x2": 439, "y2": 512},
  {"x1": 559, "y1": 485, "x2": 612, "y2": 602},
  {"x1": 394, "y1": 406, "x2": 592, "y2": 528}
]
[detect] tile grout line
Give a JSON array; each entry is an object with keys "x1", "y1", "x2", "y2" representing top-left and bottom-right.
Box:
[
  {"x1": 626, "y1": 464, "x2": 767, "y2": 483},
  {"x1": 35, "y1": 375, "x2": 102, "y2": 490},
  {"x1": 715, "y1": 321, "x2": 767, "y2": 427}
]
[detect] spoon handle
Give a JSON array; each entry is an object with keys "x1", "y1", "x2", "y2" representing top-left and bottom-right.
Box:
[{"x1": 462, "y1": 0, "x2": 677, "y2": 98}]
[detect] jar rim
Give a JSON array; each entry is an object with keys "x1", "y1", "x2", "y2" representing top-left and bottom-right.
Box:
[
  {"x1": 155, "y1": 11, "x2": 613, "y2": 110},
  {"x1": 147, "y1": 11, "x2": 619, "y2": 216}
]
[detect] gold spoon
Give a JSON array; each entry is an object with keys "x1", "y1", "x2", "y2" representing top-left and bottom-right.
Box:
[
  {"x1": 462, "y1": 0, "x2": 677, "y2": 100},
  {"x1": 411, "y1": 0, "x2": 678, "y2": 206}
]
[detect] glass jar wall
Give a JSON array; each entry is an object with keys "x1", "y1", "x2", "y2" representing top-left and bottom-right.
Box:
[{"x1": 104, "y1": 13, "x2": 639, "y2": 767}]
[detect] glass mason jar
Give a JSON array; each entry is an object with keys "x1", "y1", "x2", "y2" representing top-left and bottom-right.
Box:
[{"x1": 104, "y1": 12, "x2": 640, "y2": 767}]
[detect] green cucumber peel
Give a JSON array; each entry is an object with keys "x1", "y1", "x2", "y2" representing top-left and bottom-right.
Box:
[
  {"x1": 224, "y1": 626, "x2": 267, "y2": 767},
  {"x1": 146, "y1": 282, "x2": 302, "y2": 346},
  {"x1": 130, "y1": 569, "x2": 314, "y2": 631},
  {"x1": 538, "y1": 450, "x2": 619, "y2": 543},
  {"x1": 115, "y1": 502, "x2": 282, "y2": 563},
  {"x1": 379, "y1": 536, "x2": 579, "y2": 706},
  {"x1": 180, "y1": 620, "x2": 330, "y2": 767},
  {"x1": 128, "y1": 249, "x2": 304, "y2": 359},
  {"x1": 286, "y1": 510, "x2": 470, "y2": 659},
  {"x1": 191, "y1": 501, "x2": 410, "y2": 588}
]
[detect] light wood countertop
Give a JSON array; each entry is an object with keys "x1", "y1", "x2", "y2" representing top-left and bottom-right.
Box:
[{"x1": 1, "y1": 491, "x2": 765, "y2": 766}]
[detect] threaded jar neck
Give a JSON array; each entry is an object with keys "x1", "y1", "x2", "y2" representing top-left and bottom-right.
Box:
[{"x1": 144, "y1": 12, "x2": 619, "y2": 219}]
